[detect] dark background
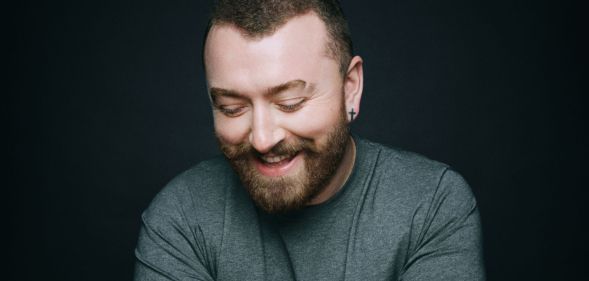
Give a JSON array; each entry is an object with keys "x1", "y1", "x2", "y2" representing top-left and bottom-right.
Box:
[{"x1": 9, "y1": 0, "x2": 586, "y2": 280}]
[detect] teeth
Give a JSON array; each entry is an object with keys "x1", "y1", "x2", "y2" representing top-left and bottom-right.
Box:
[{"x1": 261, "y1": 154, "x2": 291, "y2": 163}]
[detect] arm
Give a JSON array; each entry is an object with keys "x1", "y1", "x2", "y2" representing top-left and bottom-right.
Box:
[
  {"x1": 401, "y1": 169, "x2": 485, "y2": 281},
  {"x1": 134, "y1": 184, "x2": 215, "y2": 281}
]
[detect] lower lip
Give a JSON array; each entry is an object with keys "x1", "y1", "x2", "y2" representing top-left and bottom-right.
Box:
[{"x1": 254, "y1": 152, "x2": 302, "y2": 177}]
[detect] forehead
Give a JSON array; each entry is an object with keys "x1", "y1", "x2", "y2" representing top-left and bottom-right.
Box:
[{"x1": 204, "y1": 12, "x2": 338, "y2": 92}]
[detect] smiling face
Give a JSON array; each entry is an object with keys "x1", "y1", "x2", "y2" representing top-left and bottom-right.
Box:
[{"x1": 204, "y1": 12, "x2": 363, "y2": 214}]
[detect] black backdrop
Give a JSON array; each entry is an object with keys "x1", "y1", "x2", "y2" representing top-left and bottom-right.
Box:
[{"x1": 9, "y1": 0, "x2": 586, "y2": 280}]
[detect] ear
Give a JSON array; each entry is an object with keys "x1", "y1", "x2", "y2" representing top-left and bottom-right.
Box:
[{"x1": 343, "y1": 56, "x2": 364, "y2": 123}]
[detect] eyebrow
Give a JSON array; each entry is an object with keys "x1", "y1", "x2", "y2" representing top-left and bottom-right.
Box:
[{"x1": 209, "y1": 79, "x2": 309, "y2": 102}]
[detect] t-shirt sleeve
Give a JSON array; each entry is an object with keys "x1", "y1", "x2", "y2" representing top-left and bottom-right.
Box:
[
  {"x1": 134, "y1": 183, "x2": 215, "y2": 281},
  {"x1": 400, "y1": 168, "x2": 485, "y2": 281}
]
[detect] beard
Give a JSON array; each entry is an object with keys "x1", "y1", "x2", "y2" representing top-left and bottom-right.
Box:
[{"x1": 218, "y1": 107, "x2": 350, "y2": 214}]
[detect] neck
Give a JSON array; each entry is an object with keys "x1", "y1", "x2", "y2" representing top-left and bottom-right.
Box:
[{"x1": 308, "y1": 136, "x2": 356, "y2": 205}]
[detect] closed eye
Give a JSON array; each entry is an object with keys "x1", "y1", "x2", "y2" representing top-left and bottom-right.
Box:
[
  {"x1": 216, "y1": 105, "x2": 248, "y2": 117},
  {"x1": 277, "y1": 98, "x2": 306, "y2": 112}
]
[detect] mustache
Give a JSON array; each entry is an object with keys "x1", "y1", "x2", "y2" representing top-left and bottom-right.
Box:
[{"x1": 220, "y1": 138, "x2": 316, "y2": 161}]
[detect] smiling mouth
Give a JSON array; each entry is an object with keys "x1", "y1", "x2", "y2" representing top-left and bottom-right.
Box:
[
  {"x1": 259, "y1": 152, "x2": 298, "y2": 166},
  {"x1": 254, "y1": 151, "x2": 302, "y2": 177}
]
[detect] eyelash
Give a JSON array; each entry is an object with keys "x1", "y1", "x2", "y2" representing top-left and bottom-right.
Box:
[
  {"x1": 278, "y1": 99, "x2": 306, "y2": 112},
  {"x1": 218, "y1": 106, "x2": 245, "y2": 117},
  {"x1": 216, "y1": 99, "x2": 306, "y2": 117}
]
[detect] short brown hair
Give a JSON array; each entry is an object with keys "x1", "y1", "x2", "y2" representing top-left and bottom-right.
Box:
[{"x1": 206, "y1": 0, "x2": 353, "y2": 76}]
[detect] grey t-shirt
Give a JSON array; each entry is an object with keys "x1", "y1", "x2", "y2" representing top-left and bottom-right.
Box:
[{"x1": 134, "y1": 137, "x2": 485, "y2": 280}]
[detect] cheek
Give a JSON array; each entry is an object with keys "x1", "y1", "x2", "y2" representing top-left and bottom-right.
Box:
[
  {"x1": 214, "y1": 114, "x2": 251, "y2": 144},
  {"x1": 281, "y1": 100, "x2": 343, "y2": 140}
]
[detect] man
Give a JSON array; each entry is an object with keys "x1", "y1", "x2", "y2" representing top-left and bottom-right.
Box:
[{"x1": 134, "y1": 0, "x2": 485, "y2": 280}]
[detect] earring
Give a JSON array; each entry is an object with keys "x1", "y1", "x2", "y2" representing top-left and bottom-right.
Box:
[{"x1": 348, "y1": 107, "x2": 356, "y2": 121}]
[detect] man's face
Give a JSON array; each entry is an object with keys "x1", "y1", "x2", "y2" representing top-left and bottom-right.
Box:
[{"x1": 204, "y1": 13, "x2": 351, "y2": 214}]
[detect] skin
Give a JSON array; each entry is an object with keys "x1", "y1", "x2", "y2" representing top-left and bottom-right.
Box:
[{"x1": 204, "y1": 11, "x2": 364, "y2": 206}]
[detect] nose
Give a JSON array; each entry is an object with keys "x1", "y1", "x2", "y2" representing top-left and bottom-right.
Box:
[{"x1": 249, "y1": 106, "x2": 285, "y2": 154}]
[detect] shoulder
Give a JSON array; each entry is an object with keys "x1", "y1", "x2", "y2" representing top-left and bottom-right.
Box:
[
  {"x1": 141, "y1": 156, "x2": 236, "y2": 232},
  {"x1": 357, "y1": 138, "x2": 476, "y2": 212},
  {"x1": 136, "y1": 157, "x2": 236, "y2": 278},
  {"x1": 164, "y1": 156, "x2": 235, "y2": 201},
  {"x1": 363, "y1": 138, "x2": 441, "y2": 170},
  {"x1": 359, "y1": 138, "x2": 449, "y2": 190}
]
